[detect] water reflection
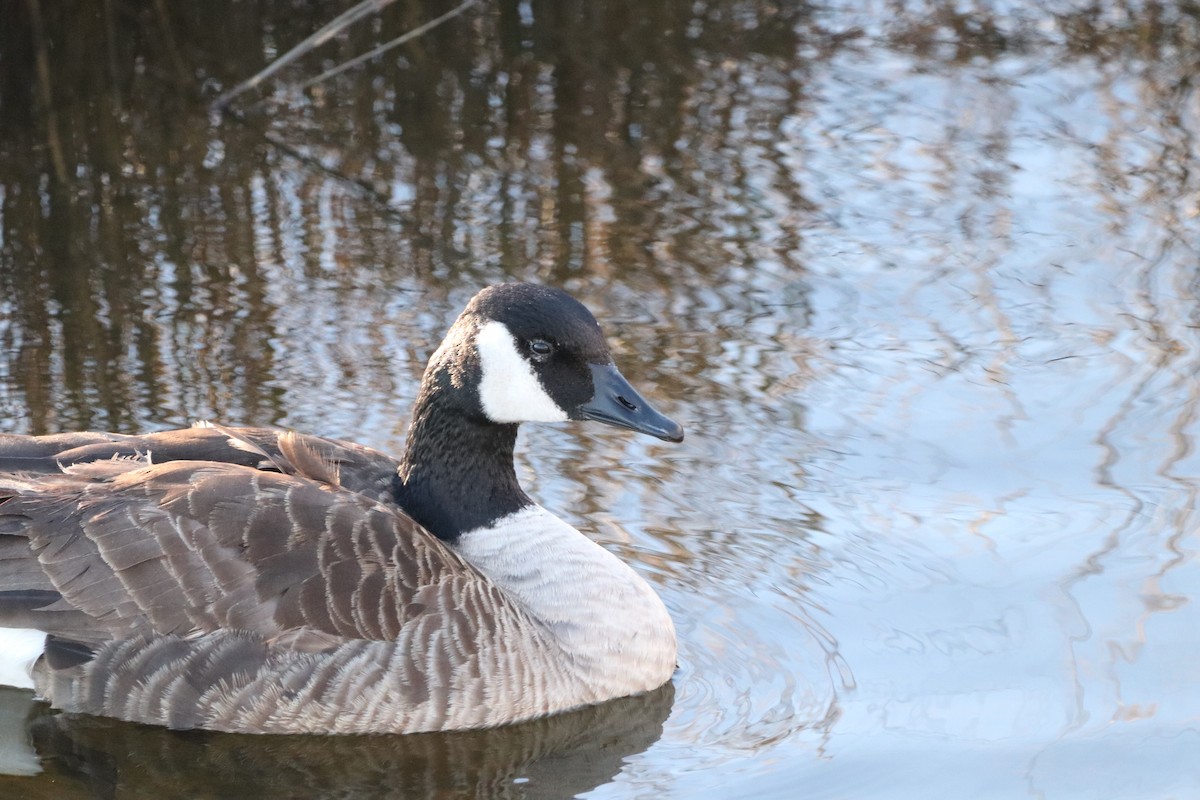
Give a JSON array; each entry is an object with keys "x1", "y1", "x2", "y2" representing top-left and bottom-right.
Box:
[
  {"x1": 3, "y1": 0, "x2": 1200, "y2": 797},
  {"x1": 0, "y1": 684, "x2": 673, "y2": 799}
]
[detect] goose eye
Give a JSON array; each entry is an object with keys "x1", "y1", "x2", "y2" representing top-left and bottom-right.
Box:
[{"x1": 528, "y1": 339, "x2": 554, "y2": 360}]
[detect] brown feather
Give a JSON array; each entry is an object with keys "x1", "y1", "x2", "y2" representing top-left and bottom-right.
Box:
[{"x1": 0, "y1": 426, "x2": 566, "y2": 733}]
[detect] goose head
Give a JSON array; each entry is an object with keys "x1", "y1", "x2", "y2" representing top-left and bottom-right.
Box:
[
  {"x1": 397, "y1": 284, "x2": 682, "y2": 542},
  {"x1": 422, "y1": 283, "x2": 684, "y2": 443}
]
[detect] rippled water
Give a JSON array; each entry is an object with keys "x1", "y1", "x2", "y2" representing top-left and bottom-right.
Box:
[{"x1": 2, "y1": 1, "x2": 1200, "y2": 797}]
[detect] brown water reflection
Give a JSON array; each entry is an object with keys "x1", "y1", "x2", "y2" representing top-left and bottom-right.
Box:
[
  {"x1": 0, "y1": 684, "x2": 672, "y2": 800},
  {"x1": 3, "y1": 1, "x2": 1200, "y2": 798},
  {"x1": 3, "y1": 0, "x2": 827, "y2": 432}
]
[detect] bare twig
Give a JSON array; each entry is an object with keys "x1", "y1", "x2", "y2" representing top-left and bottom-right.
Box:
[
  {"x1": 211, "y1": 0, "x2": 483, "y2": 212},
  {"x1": 297, "y1": 0, "x2": 480, "y2": 92},
  {"x1": 213, "y1": 0, "x2": 400, "y2": 111}
]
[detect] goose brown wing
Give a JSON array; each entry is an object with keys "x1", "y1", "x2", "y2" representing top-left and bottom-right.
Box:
[
  {"x1": 1, "y1": 426, "x2": 404, "y2": 507},
  {"x1": 0, "y1": 454, "x2": 490, "y2": 649}
]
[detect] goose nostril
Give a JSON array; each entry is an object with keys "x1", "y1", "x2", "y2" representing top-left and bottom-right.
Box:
[{"x1": 616, "y1": 395, "x2": 638, "y2": 412}]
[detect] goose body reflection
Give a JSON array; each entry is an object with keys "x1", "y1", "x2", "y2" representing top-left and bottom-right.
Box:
[
  {"x1": 0, "y1": 284, "x2": 683, "y2": 735},
  {"x1": 0, "y1": 683, "x2": 676, "y2": 798}
]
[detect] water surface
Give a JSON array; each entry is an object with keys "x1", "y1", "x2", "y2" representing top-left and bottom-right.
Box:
[{"x1": 2, "y1": 1, "x2": 1199, "y2": 797}]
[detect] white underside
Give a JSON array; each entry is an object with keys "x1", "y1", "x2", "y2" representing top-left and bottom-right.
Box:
[{"x1": 0, "y1": 629, "x2": 44, "y2": 691}]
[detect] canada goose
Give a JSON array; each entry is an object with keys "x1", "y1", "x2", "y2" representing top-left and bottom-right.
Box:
[{"x1": 0, "y1": 283, "x2": 683, "y2": 735}]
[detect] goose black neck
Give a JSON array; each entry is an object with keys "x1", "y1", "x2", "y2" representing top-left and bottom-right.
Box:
[{"x1": 394, "y1": 395, "x2": 531, "y2": 543}]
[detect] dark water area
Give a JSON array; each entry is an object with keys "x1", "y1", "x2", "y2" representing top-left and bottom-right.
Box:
[{"x1": 2, "y1": 1, "x2": 1200, "y2": 797}]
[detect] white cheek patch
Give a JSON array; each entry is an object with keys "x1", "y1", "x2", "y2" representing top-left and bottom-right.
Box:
[{"x1": 476, "y1": 321, "x2": 569, "y2": 424}]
